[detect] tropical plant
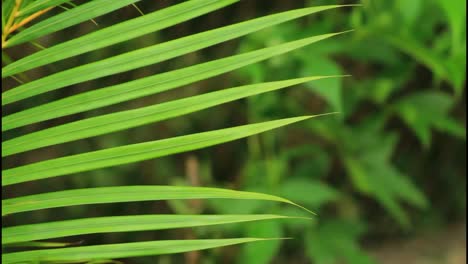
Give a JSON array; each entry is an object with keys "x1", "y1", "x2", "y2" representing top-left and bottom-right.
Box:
[
  {"x1": 2, "y1": 1, "x2": 354, "y2": 262},
  {"x1": 226, "y1": 0, "x2": 465, "y2": 263}
]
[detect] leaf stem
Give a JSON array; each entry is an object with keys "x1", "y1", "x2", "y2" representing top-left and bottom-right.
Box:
[
  {"x1": 2, "y1": 0, "x2": 22, "y2": 47},
  {"x1": 7, "y1": 7, "x2": 54, "y2": 35}
]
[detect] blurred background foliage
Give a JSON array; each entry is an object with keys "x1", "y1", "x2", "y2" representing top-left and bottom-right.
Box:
[{"x1": 2, "y1": 0, "x2": 466, "y2": 263}]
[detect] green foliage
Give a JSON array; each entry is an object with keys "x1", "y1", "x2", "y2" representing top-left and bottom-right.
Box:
[
  {"x1": 2, "y1": 6, "x2": 345, "y2": 103},
  {"x1": 4, "y1": 0, "x2": 140, "y2": 47},
  {"x1": 4, "y1": 238, "x2": 276, "y2": 264},
  {"x1": 3, "y1": 0, "x2": 240, "y2": 72},
  {"x1": 393, "y1": 91, "x2": 465, "y2": 147},
  {"x1": 2, "y1": 77, "x2": 338, "y2": 155},
  {"x1": 2, "y1": 1, "x2": 351, "y2": 263},
  {"x1": 3, "y1": 214, "x2": 300, "y2": 245},
  {"x1": 228, "y1": 0, "x2": 465, "y2": 263},
  {"x1": 2, "y1": 0, "x2": 465, "y2": 263},
  {"x1": 2, "y1": 185, "x2": 311, "y2": 215},
  {"x1": 3, "y1": 116, "x2": 331, "y2": 186},
  {"x1": 306, "y1": 220, "x2": 374, "y2": 264}
]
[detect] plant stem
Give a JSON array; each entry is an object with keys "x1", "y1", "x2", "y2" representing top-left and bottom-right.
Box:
[
  {"x1": 2, "y1": 0, "x2": 22, "y2": 47},
  {"x1": 7, "y1": 7, "x2": 54, "y2": 35}
]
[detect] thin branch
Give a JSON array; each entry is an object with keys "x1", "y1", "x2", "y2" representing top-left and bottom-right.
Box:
[
  {"x1": 132, "y1": 3, "x2": 144, "y2": 16},
  {"x1": 11, "y1": 75, "x2": 25, "y2": 84},
  {"x1": 30, "y1": 40, "x2": 46, "y2": 50}
]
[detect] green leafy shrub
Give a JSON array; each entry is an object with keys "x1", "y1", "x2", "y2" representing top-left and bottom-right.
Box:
[{"x1": 227, "y1": 0, "x2": 465, "y2": 263}]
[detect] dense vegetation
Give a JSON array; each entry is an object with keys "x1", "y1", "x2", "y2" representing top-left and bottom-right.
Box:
[{"x1": 2, "y1": 0, "x2": 466, "y2": 263}]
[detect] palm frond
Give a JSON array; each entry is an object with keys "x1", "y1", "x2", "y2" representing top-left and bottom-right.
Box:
[
  {"x1": 2, "y1": 185, "x2": 311, "y2": 215},
  {"x1": 3, "y1": 76, "x2": 343, "y2": 155},
  {"x1": 2, "y1": 7, "x2": 346, "y2": 104},
  {"x1": 2, "y1": 0, "x2": 140, "y2": 48},
  {"x1": 2, "y1": 1, "x2": 353, "y2": 262},
  {"x1": 3, "y1": 238, "x2": 281, "y2": 264},
  {"x1": 4, "y1": 214, "x2": 306, "y2": 245},
  {"x1": 3, "y1": 116, "x2": 323, "y2": 186},
  {"x1": 3, "y1": 33, "x2": 345, "y2": 130}
]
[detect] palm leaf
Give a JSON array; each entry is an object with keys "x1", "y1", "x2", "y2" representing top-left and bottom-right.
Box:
[
  {"x1": 5, "y1": 241, "x2": 79, "y2": 248},
  {"x1": 4, "y1": 214, "x2": 306, "y2": 245},
  {"x1": 3, "y1": 76, "x2": 342, "y2": 156},
  {"x1": 3, "y1": 32, "x2": 345, "y2": 130},
  {"x1": 3, "y1": 0, "x2": 240, "y2": 64},
  {"x1": 2, "y1": 7, "x2": 346, "y2": 104},
  {"x1": 17, "y1": 0, "x2": 78, "y2": 17},
  {"x1": 3, "y1": 238, "x2": 280, "y2": 264},
  {"x1": 2, "y1": 1, "x2": 353, "y2": 262},
  {"x1": 2, "y1": 0, "x2": 15, "y2": 31},
  {"x1": 4, "y1": 0, "x2": 141, "y2": 48},
  {"x1": 2, "y1": 185, "x2": 311, "y2": 215},
  {"x1": 3, "y1": 116, "x2": 324, "y2": 186}
]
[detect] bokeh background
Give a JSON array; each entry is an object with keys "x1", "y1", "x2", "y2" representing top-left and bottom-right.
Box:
[{"x1": 3, "y1": 0, "x2": 466, "y2": 263}]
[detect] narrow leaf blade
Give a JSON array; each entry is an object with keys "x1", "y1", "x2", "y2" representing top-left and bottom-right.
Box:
[
  {"x1": 2, "y1": 238, "x2": 276, "y2": 264},
  {"x1": 2, "y1": 76, "x2": 342, "y2": 156},
  {"x1": 18, "y1": 0, "x2": 79, "y2": 17},
  {"x1": 2, "y1": 116, "x2": 317, "y2": 186},
  {"x1": 3, "y1": 214, "x2": 301, "y2": 244},
  {"x1": 4, "y1": 0, "x2": 140, "y2": 48},
  {"x1": 2, "y1": 6, "x2": 349, "y2": 104},
  {"x1": 2, "y1": 185, "x2": 308, "y2": 215},
  {"x1": 2, "y1": 32, "x2": 348, "y2": 130},
  {"x1": 3, "y1": 0, "x2": 240, "y2": 63}
]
